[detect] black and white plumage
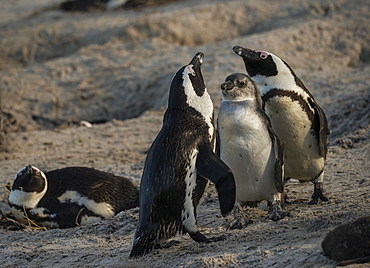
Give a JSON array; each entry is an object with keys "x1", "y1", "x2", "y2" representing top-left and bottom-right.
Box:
[
  {"x1": 217, "y1": 73, "x2": 288, "y2": 229},
  {"x1": 130, "y1": 53, "x2": 235, "y2": 257},
  {"x1": 233, "y1": 45, "x2": 331, "y2": 204},
  {"x1": 8, "y1": 165, "x2": 139, "y2": 228}
]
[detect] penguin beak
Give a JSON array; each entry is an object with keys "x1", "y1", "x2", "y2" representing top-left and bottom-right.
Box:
[
  {"x1": 27, "y1": 164, "x2": 36, "y2": 176},
  {"x1": 27, "y1": 164, "x2": 33, "y2": 175},
  {"x1": 186, "y1": 52, "x2": 204, "y2": 78},
  {"x1": 233, "y1": 45, "x2": 260, "y2": 61},
  {"x1": 189, "y1": 52, "x2": 204, "y2": 68},
  {"x1": 221, "y1": 80, "x2": 234, "y2": 91}
]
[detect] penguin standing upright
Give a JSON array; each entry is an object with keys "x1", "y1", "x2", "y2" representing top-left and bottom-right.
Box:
[
  {"x1": 233, "y1": 45, "x2": 330, "y2": 204},
  {"x1": 8, "y1": 165, "x2": 139, "y2": 228},
  {"x1": 217, "y1": 73, "x2": 288, "y2": 229},
  {"x1": 130, "y1": 53, "x2": 235, "y2": 257}
]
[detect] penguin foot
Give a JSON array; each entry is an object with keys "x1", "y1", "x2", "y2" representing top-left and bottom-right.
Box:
[
  {"x1": 229, "y1": 205, "x2": 253, "y2": 229},
  {"x1": 308, "y1": 182, "x2": 329, "y2": 205},
  {"x1": 267, "y1": 202, "x2": 290, "y2": 222},
  {"x1": 189, "y1": 231, "x2": 226, "y2": 243},
  {"x1": 189, "y1": 231, "x2": 209, "y2": 243}
]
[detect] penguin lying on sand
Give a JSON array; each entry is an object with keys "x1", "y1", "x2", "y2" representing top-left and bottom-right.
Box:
[
  {"x1": 217, "y1": 73, "x2": 289, "y2": 229},
  {"x1": 233, "y1": 45, "x2": 330, "y2": 204},
  {"x1": 130, "y1": 53, "x2": 236, "y2": 257},
  {"x1": 8, "y1": 165, "x2": 139, "y2": 228}
]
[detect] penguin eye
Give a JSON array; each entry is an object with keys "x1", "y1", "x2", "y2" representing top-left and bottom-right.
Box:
[
  {"x1": 260, "y1": 53, "x2": 268, "y2": 59},
  {"x1": 239, "y1": 81, "x2": 245, "y2": 86}
]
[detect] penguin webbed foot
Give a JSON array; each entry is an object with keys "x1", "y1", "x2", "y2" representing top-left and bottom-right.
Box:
[
  {"x1": 189, "y1": 231, "x2": 226, "y2": 243},
  {"x1": 229, "y1": 205, "x2": 253, "y2": 230},
  {"x1": 267, "y1": 202, "x2": 290, "y2": 222},
  {"x1": 308, "y1": 182, "x2": 329, "y2": 205}
]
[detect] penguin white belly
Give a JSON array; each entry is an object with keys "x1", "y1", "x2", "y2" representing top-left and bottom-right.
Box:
[
  {"x1": 182, "y1": 149, "x2": 198, "y2": 233},
  {"x1": 219, "y1": 107, "x2": 278, "y2": 202},
  {"x1": 264, "y1": 96, "x2": 324, "y2": 180}
]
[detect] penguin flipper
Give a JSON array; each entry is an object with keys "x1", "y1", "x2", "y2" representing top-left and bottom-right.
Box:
[
  {"x1": 308, "y1": 98, "x2": 330, "y2": 158},
  {"x1": 196, "y1": 141, "x2": 236, "y2": 217},
  {"x1": 215, "y1": 123, "x2": 221, "y2": 157},
  {"x1": 259, "y1": 108, "x2": 284, "y2": 193},
  {"x1": 270, "y1": 128, "x2": 284, "y2": 193}
]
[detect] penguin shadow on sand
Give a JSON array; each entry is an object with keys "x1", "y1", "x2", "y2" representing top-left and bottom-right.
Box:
[
  {"x1": 6, "y1": 165, "x2": 139, "y2": 229},
  {"x1": 129, "y1": 52, "x2": 236, "y2": 258},
  {"x1": 232, "y1": 45, "x2": 331, "y2": 207}
]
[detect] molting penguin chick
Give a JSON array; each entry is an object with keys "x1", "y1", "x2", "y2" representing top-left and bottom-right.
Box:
[
  {"x1": 8, "y1": 165, "x2": 139, "y2": 228},
  {"x1": 233, "y1": 45, "x2": 331, "y2": 204},
  {"x1": 217, "y1": 73, "x2": 289, "y2": 229},
  {"x1": 130, "y1": 53, "x2": 236, "y2": 258}
]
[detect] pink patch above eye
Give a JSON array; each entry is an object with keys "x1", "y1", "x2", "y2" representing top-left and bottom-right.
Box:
[
  {"x1": 255, "y1": 50, "x2": 269, "y2": 59},
  {"x1": 187, "y1": 65, "x2": 196, "y2": 76}
]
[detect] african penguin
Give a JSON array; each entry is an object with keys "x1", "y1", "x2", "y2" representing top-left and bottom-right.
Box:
[
  {"x1": 8, "y1": 165, "x2": 139, "y2": 228},
  {"x1": 233, "y1": 45, "x2": 331, "y2": 204},
  {"x1": 129, "y1": 53, "x2": 236, "y2": 257},
  {"x1": 217, "y1": 73, "x2": 289, "y2": 229}
]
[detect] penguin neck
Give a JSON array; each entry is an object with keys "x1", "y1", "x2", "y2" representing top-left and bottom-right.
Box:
[
  {"x1": 9, "y1": 184, "x2": 47, "y2": 209},
  {"x1": 255, "y1": 74, "x2": 311, "y2": 101}
]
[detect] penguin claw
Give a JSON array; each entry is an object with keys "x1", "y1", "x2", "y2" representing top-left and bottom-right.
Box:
[
  {"x1": 189, "y1": 231, "x2": 209, "y2": 243},
  {"x1": 267, "y1": 202, "x2": 290, "y2": 222},
  {"x1": 189, "y1": 231, "x2": 226, "y2": 243},
  {"x1": 229, "y1": 205, "x2": 253, "y2": 229},
  {"x1": 267, "y1": 210, "x2": 291, "y2": 222},
  {"x1": 308, "y1": 194, "x2": 329, "y2": 205}
]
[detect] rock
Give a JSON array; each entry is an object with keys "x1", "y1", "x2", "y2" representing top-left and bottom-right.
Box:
[{"x1": 322, "y1": 216, "x2": 370, "y2": 263}]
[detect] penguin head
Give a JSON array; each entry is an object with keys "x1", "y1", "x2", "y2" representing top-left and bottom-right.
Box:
[
  {"x1": 168, "y1": 52, "x2": 208, "y2": 110},
  {"x1": 233, "y1": 45, "x2": 296, "y2": 88},
  {"x1": 9, "y1": 165, "x2": 48, "y2": 208},
  {"x1": 220, "y1": 73, "x2": 260, "y2": 103}
]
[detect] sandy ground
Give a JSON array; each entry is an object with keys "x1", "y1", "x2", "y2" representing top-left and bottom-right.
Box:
[{"x1": 0, "y1": 0, "x2": 369, "y2": 267}]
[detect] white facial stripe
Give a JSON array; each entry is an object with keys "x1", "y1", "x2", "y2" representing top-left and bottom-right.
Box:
[
  {"x1": 254, "y1": 53, "x2": 312, "y2": 104},
  {"x1": 32, "y1": 166, "x2": 47, "y2": 180},
  {"x1": 255, "y1": 50, "x2": 269, "y2": 59},
  {"x1": 9, "y1": 189, "x2": 46, "y2": 208},
  {"x1": 182, "y1": 66, "x2": 214, "y2": 139},
  {"x1": 182, "y1": 149, "x2": 198, "y2": 232},
  {"x1": 58, "y1": 190, "x2": 114, "y2": 218},
  {"x1": 15, "y1": 166, "x2": 27, "y2": 179},
  {"x1": 15, "y1": 165, "x2": 46, "y2": 179}
]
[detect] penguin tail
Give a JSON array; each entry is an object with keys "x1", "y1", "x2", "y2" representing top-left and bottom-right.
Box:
[
  {"x1": 129, "y1": 232, "x2": 156, "y2": 258},
  {"x1": 129, "y1": 242, "x2": 153, "y2": 258}
]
